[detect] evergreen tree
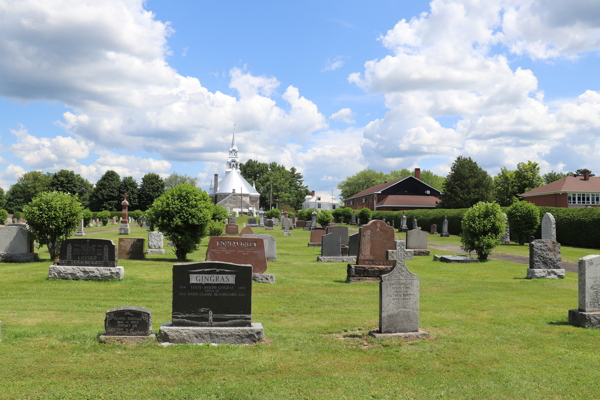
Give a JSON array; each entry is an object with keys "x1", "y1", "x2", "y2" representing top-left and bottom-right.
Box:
[
  {"x1": 138, "y1": 173, "x2": 165, "y2": 210},
  {"x1": 0, "y1": 187, "x2": 5, "y2": 210},
  {"x1": 48, "y1": 169, "x2": 93, "y2": 208},
  {"x1": 119, "y1": 176, "x2": 139, "y2": 211},
  {"x1": 89, "y1": 170, "x2": 121, "y2": 211},
  {"x1": 439, "y1": 156, "x2": 494, "y2": 209}
]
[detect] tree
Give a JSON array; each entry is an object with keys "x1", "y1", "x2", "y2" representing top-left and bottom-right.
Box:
[
  {"x1": 164, "y1": 173, "x2": 197, "y2": 190},
  {"x1": 138, "y1": 173, "x2": 165, "y2": 211},
  {"x1": 543, "y1": 171, "x2": 570, "y2": 184},
  {"x1": 439, "y1": 156, "x2": 494, "y2": 209},
  {"x1": 0, "y1": 187, "x2": 5, "y2": 210},
  {"x1": 82, "y1": 209, "x2": 93, "y2": 226},
  {"x1": 574, "y1": 169, "x2": 594, "y2": 177},
  {"x1": 119, "y1": 176, "x2": 139, "y2": 211},
  {"x1": 337, "y1": 169, "x2": 386, "y2": 200},
  {"x1": 131, "y1": 209, "x2": 143, "y2": 222},
  {"x1": 98, "y1": 210, "x2": 111, "y2": 226},
  {"x1": 507, "y1": 201, "x2": 540, "y2": 245},
  {"x1": 316, "y1": 210, "x2": 332, "y2": 229},
  {"x1": 0, "y1": 209, "x2": 8, "y2": 224},
  {"x1": 23, "y1": 191, "x2": 82, "y2": 262},
  {"x1": 514, "y1": 161, "x2": 543, "y2": 196},
  {"x1": 5, "y1": 171, "x2": 52, "y2": 213},
  {"x1": 460, "y1": 202, "x2": 505, "y2": 261},
  {"x1": 90, "y1": 170, "x2": 121, "y2": 211},
  {"x1": 48, "y1": 170, "x2": 93, "y2": 208},
  {"x1": 494, "y1": 168, "x2": 518, "y2": 206},
  {"x1": 212, "y1": 205, "x2": 228, "y2": 223},
  {"x1": 146, "y1": 184, "x2": 213, "y2": 260}
]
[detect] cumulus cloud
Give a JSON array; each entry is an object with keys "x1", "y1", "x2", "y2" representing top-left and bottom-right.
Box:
[{"x1": 329, "y1": 108, "x2": 356, "y2": 124}]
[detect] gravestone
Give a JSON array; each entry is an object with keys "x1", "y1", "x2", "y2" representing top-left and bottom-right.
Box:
[
  {"x1": 49, "y1": 239, "x2": 123, "y2": 280},
  {"x1": 228, "y1": 214, "x2": 236, "y2": 224},
  {"x1": 430, "y1": 224, "x2": 437, "y2": 235},
  {"x1": 259, "y1": 211, "x2": 265, "y2": 227},
  {"x1": 225, "y1": 223, "x2": 239, "y2": 235},
  {"x1": 147, "y1": 231, "x2": 165, "y2": 255},
  {"x1": 158, "y1": 261, "x2": 264, "y2": 344},
  {"x1": 326, "y1": 225, "x2": 349, "y2": 247},
  {"x1": 272, "y1": 217, "x2": 279, "y2": 226},
  {"x1": 247, "y1": 218, "x2": 257, "y2": 226},
  {"x1": 205, "y1": 237, "x2": 274, "y2": 283},
  {"x1": 441, "y1": 216, "x2": 449, "y2": 237},
  {"x1": 542, "y1": 213, "x2": 556, "y2": 241},
  {"x1": 265, "y1": 220, "x2": 273, "y2": 230},
  {"x1": 240, "y1": 226, "x2": 253, "y2": 236},
  {"x1": 100, "y1": 306, "x2": 154, "y2": 343},
  {"x1": 500, "y1": 213, "x2": 510, "y2": 244},
  {"x1": 119, "y1": 194, "x2": 130, "y2": 235},
  {"x1": 527, "y1": 239, "x2": 564, "y2": 279},
  {"x1": 569, "y1": 255, "x2": 600, "y2": 328},
  {"x1": 321, "y1": 233, "x2": 341, "y2": 257},
  {"x1": 308, "y1": 229, "x2": 326, "y2": 247},
  {"x1": 348, "y1": 233, "x2": 359, "y2": 257},
  {"x1": 400, "y1": 215, "x2": 408, "y2": 232},
  {"x1": 311, "y1": 211, "x2": 317, "y2": 230},
  {"x1": 0, "y1": 226, "x2": 38, "y2": 262},
  {"x1": 347, "y1": 220, "x2": 396, "y2": 283},
  {"x1": 75, "y1": 219, "x2": 85, "y2": 236},
  {"x1": 351, "y1": 214, "x2": 356, "y2": 225},
  {"x1": 113, "y1": 217, "x2": 117, "y2": 224},
  {"x1": 412, "y1": 218, "x2": 418, "y2": 230},
  {"x1": 406, "y1": 229, "x2": 429, "y2": 255},
  {"x1": 241, "y1": 234, "x2": 277, "y2": 261},
  {"x1": 296, "y1": 220, "x2": 306, "y2": 228},
  {"x1": 284, "y1": 218, "x2": 292, "y2": 236},
  {"x1": 118, "y1": 238, "x2": 145, "y2": 260}
]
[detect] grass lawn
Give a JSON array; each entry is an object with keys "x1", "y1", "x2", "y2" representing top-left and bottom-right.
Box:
[{"x1": 0, "y1": 218, "x2": 599, "y2": 399}]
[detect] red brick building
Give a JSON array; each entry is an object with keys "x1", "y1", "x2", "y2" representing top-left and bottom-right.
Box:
[
  {"x1": 521, "y1": 170, "x2": 600, "y2": 207},
  {"x1": 343, "y1": 168, "x2": 441, "y2": 211}
]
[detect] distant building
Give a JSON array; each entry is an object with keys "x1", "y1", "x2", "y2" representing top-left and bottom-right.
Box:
[
  {"x1": 522, "y1": 170, "x2": 600, "y2": 207},
  {"x1": 343, "y1": 168, "x2": 441, "y2": 211},
  {"x1": 302, "y1": 191, "x2": 340, "y2": 210},
  {"x1": 210, "y1": 130, "x2": 260, "y2": 214}
]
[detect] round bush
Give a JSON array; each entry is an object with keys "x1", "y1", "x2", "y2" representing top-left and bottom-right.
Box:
[
  {"x1": 266, "y1": 208, "x2": 280, "y2": 219},
  {"x1": 332, "y1": 208, "x2": 343, "y2": 223},
  {"x1": 206, "y1": 220, "x2": 224, "y2": 237},
  {"x1": 130, "y1": 209, "x2": 143, "y2": 222},
  {"x1": 82, "y1": 209, "x2": 93, "y2": 226},
  {"x1": 358, "y1": 208, "x2": 371, "y2": 224},
  {"x1": 0, "y1": 209, "x2": 8, "y2": 224},
  {"x1": 317, "y1": 210, "x2": 332, "y2": 229},
  {"x1": 98, "y1": 211, "x2": 110, "y2": 226},
  {"x1": 507, "y1": 201, "x2": 540, "y2": 245},
  {"x1": 212, "y1": 205, "x2": 228, "y2": 222},
  {"x1": 460, "y1": 202, "x2": 505, "y2": 260}
]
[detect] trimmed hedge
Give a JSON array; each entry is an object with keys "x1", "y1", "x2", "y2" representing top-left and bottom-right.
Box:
[{"x1": 372, "y1": 209, "x2": 468, "y2": 235}]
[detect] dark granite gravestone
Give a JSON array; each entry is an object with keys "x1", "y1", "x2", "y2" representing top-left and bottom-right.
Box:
[
  {"x1": 266, "y1": 220, "x2": 274, "y2": 229},
  {"x1": 321, "y1": 233, "x2": 341, "y2": 257},
  {"x1": 240, "y1": 226, "x2": 253, "y2": 236},
  {"x1": 104, "y1": 306, "x2": 152, "y2": 336},
  {"x1": 225, "y1": 224, "x2": 239, "y2": 235},
  {"x1": 171, "y1": 262, "x2": 252, "y2": 327},
  {"x1": 356, "y1": 220, "x2": 395, "y2": 266},
  {"x1": 247, "y1": 218, "x2": 257, "y2": 225},
  {"x1": 326, "y1": 225, "x2": 349, "y2": 247},
  {"x1": 58, "y1": 239, "x2": 117, "y2": 267},
  {"x1": 308, "y1": 230, "x2": 326, "y2": 247},
  {"x1": 205, "y1": 237, "x2": 267, "y2": 274},
  {"x1": 348, "y1": 233, "x2": 359, "y2": 257},
  {"x1": 118, "y1": 238, "x2": 145, "y2": 260}
]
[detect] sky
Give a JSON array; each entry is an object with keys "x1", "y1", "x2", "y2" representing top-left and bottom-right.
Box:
[{"x1": 1, "y1": 0, "x2": 600, "y2": 197}]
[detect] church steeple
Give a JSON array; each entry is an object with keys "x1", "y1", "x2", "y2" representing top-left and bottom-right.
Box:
[{"x1": 226, "y1": 124, "x2": 240, "y2": 171}]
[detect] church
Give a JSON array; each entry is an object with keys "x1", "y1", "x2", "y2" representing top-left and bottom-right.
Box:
[{"x1": 210, "y1": 131, "x2": 260, "y2": 214}]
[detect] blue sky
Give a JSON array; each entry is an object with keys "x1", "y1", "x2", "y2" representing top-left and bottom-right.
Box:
[{"x1": 1, "y1": 0, "x2": 600, "y2": 196}]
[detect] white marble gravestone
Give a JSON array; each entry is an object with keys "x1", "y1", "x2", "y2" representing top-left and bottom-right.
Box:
[{"x1": 541, "y1": 213, "x2": 556, "y2": 241}]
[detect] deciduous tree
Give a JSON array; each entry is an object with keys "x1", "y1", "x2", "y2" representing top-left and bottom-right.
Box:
[{"x1": 439, "y1": 156, "x2": 494, "y2": 209}]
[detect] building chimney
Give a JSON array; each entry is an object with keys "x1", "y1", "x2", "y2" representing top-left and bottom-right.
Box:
[
  {"x1": 213, "y1": 174, "x2": 219, "y2": 194},
  {"x1": 312, "y1": 190, "x2": 316, "y2": 196},
  {"x1": 584, "y1": 170, "x2": 590, "y2": 181},
  {"x1": 415, "y1": 168, "x2": 421, "y2": 180}
]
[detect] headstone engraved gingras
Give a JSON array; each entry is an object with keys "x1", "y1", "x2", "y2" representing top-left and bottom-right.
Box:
[
  {"x1": 172, "y1": 262, "x2": 252, "y2": 327},
  {"x1": 205, "y1": 237, "x2": 267, "y2": 274},
  {"x1": 104, "y1": 306, "x2": 152, "y2": 336},
  {"x1": 58, "y1": 239, "x2": 117, "y2": 267}
]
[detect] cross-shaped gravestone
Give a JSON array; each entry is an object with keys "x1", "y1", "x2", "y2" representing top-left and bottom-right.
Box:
[{"x1": 387, "y1": 245, "x2": 413, "y2": 266}]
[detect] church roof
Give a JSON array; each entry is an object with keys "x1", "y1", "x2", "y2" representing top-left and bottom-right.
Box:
[{"x1": 216, "y1": 168, "x2": 259, "y2": 196}]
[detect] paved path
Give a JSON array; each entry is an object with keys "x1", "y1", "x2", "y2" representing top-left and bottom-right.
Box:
[
  {"x1": 428, "y1": 243, "x2": 578, "y2": 273},
  {"x1": 84, "y1": 227, "x2": 119, "y2": 234}
]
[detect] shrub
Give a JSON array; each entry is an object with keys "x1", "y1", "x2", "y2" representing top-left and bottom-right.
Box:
[
  {"x1": 98, "y1": 211, "x2": 111, "y2": 226},
  {"x1": 206, "y1": 220, "x2": 224, "y2": 237},
  {"x1": 13, "y1": 211, "x2": 22, "y2": 220},
  {"x1": 146, "y1": 184, "x2": 213, "y2": 261},
  {"x1": 340, "y1": 207, "x2": 354, "y2": 224},
  {"x1": 266, "y1": 208, "x2": 280, "y2": 219},
  {"x1": 373, "y1": 209, "x2": 468, "y2": 235},
  {"x1": 212, "y1": 205, "x2": 228, "y2": 222},
  {"x1": 317, "y1": 210, "x2": 333, "y2": 229},
  {"x1": 298, "y1": 208, "x2": 316, "y2": 221},
  {"x1": 507, "y1": 201, "x2": 540, "y2": 245},
  {"x1": 0, "y1": 209, "x2": 8, "y2": 224},
  {"x1": 358, "y1": 208, "x2": 371, "y2": 224},
  {"x1": 82, "y1": 209, "x2": 93, "y2": 226},
  {"x1": 23, "y1": 191, "x2": 82, "y2": 262},
  {"x1": 130, "y1": 209, "x2": 143, "y2": 222},
  {"x1": 460, "y1": 202, "x2": 505, "y2": 260},
  {"x1": 332, "y1": 208, "x2": 343, "y2": 223}
]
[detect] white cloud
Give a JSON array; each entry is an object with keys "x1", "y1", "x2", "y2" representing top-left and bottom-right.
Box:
[
  {"x1": 322, "y1": 56, "x2": 346, "y2": 72},
  {"x1": 329, "y1": 108, "x2": 356, "y2": 124},
  {"x1": 0, "y1": 164, "x2": 26, "y2": 190}
]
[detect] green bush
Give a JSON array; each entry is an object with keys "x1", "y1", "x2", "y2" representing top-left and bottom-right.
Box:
[
  {"x1": 212, "y1": 205, "x2": 228, "y2": 222},
  {"x1": 146, "y1": 184, "x2": 213, "y2": 261},
  {"x1": 130, "y1": 209, "x2": 143, "y2": 222},
  {"x1": 332, "y1": 208, "x2": 343, "y2": 223},
  {"x1": 316, "y1": 210, "x2": 332, "y2": 229},
  {"x1": 534, "y1": 206, "x2": 600, "y2": 248},
  {"x1": 23, "y1": 192, "x2": 82, "y2": 262},
  {"x1": 507, "y1": 201, "x2": 540, "y2": 245},
  {"x1": 298, "y1": 208, "x2": 316, "y2": 221},
  {"x1": 0, "y1": 209, "x2": 8, "y2": 224},
  {"x1": 358, "y1": 208, "x2": 371, "y2": 224},
  {"x1": 460, "y1": 202, "x2": 505, "y2": 260},
  {"x1": 340, "y1": 207, "x2": 354, "y2": 224},
  {"x1": 82, "y1": 209, "x2": 93, "y2": 226},
  {"x1": 206, "y1": 220, "x2": 224, "y2": 237},
  {"x1": 266, "y1": 208, "x2": 280, "y2": 219},
  {"x1": 373, "y1": 209, "x2": 468, "y2": 234},
  {"x1": 13, "y1": 211, "x2": 22, "y2": 220},
  {"x1": 98, "y1": 211, "x2": 111, "y2": 226}
]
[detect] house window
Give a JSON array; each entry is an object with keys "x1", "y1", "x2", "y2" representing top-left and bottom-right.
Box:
[
  {"x1": 317, "y1": 203, "x2": 321, "y2": 209},
  {"x1": 568, "y1": 193, "x2": 600, "y2": 205}
]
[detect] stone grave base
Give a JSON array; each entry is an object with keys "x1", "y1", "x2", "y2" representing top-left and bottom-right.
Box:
[
  {"x1": 526, "y1": 268, "x2": 565, "y2": 279},
  {"x1": 159, "y1": 323, "x2": 264, "y2": 345},
  {"x1": 146, "y1": 249, "x2": 165, "y2": 255},
  {"x1": 0, "y1": 252, "x2": 39, "y2": 263},
  {"x1": 347, "y1": 264, "x2": 394, "y2": 283},
  {"x1": 307, "y1": 243, "x2": 321, "y2": 247},
  {"x1": 303, "y1": 227, "x2": 311, "y2": 231},
  {"x1": 284, "y1": 232, "x2": 292, "y2": 236},
  {"x1": 252, "y1": 273, "x2": 276, "y2": 284},
  {"x1": 48, "y1": 265, "x2": 124, "y2": 281},
  {"x1": 247, "y1": 224, "x2": 259, "y2": 228},
  {"x1": 409, "y1": 249, "x2": 430, "y2": 256},
  {"x1": 265, "y1": 227, "x2": 273, "y2": 231},
  {"x1": 568, "y1": 309, "x2": 600, "y2": 328},
  {"x1": 99, "y1": 333, "x2": 156, "y2": 344},
  {"x1": 119, "y1": 224, "x2": 130, "y2": 235},
  {"x1": 369, "y1": 329, "x2": 429, "y2": 339},
  {"x1": 436, "y1": 255, "x2": 479, "y2": 263},
  {"x1": 440, "y1": 233, "x2": 449, "y2": 237},
  {"x1": 75, "y1": 232, "x2": 85, "y2": 236},
  {"x1": 317, "y1": 256, "x2": 357, "y2": 263}
]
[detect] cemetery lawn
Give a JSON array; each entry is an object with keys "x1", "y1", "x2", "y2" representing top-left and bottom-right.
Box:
[{"x1": 1, "y1": 221, "x2": 599, "y2": 399}]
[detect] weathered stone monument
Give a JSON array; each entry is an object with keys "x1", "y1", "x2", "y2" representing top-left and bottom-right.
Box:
[
  {"x1": 326, "y1": 225, "x2": 349, "y2": 247},
  {"x1": 311, "y1": 211, "x2": 317, "y2": 230},
  {"x1": 48, "y1": 239, "x2": 123, "y2": 280},
  {"x1": 119, "y1": 194, "x2": 130, "y2": 235},
  {"x1": 118, "y1": 238, "x2": 145, "y2": 260},
  {"x1": 308, "y1": 229, "x2": 325, "y2": 247},
  {"x1": 542, "y1": 212, "x2": 556, "y2": 241},
  {"x1": 228, "y1": 214, "x2": 236, "y2": 224},
  {"x1": 147, "y1": 231, "x2": 165, "y2": 255},
  {"x1": 347, "y1": 220, "x2": 396, "y2": 283},
  {"x1": 412, "y1": 218, "x2": 418, "y2": 230},
  {"x1": 0, "y1": 225, "x2": 38, "y2": 262},
  {"x1": 351, "y1": 213, "x2": 357, "y2": 225},
  {"x1": 247, "y1": 218, "x2": 258, "y2": 227},
  {"x1": 569, "y1": 255, "x2": 600, "y2": 328},
  {"x1": 297, "y1": 220, "x2": 306, "y2": 228},
  {"x1": 406, "y1": 229, "x2": 430, "y2": 256},
  {"x1": 441, "y1": 216, "x2": 449, "y2": 237},
  {"x1": 400, "y1": 215, "x2": 408, "y2": 232},
  {"x1": 158, "y1": 261, "x2": 264, "y2": 344},
  {"x1": 240, "y1": 226, "x2": 253, "y2": 236},
  {"x1": 430, "y1": 224, "x2": 437, "y2": 235},
  {"x1": 259, "y1": 211, "x2": 265, "y2": 227},
  {"x1": 284, "y1": 218, "x2": 292, "y2": 236},
  {"x1": 500, "y1": 213, "x2": 510, "y2": 244},
  {"x1": 317, "y1": 233, "x2": 356, "y2": 262},
  {"x1": 99, "y1": 306, "x2": 155, "y2": 343},
  {"x1": 205, "y1": 237, "x2": 274, "y2": 283},
  {"x1": 241, "y1": 234, "x2": 277, "y2": 261},
  {"x1": 527, "y1": 239, "x2": 564, "y2": 279},
  {"x1": 75, "y1": 219, "x2": 85, "y2": 236}
]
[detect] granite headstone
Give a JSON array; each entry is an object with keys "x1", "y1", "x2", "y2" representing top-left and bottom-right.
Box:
[
  {"x1": 205, "y1": 237, "x2": 268, "y2": 274},
  {"x1": 118, "y1": 238, "x2": 145, "y2": 260},
  {"x1": 321, "y1": 233, "x2": 341, "y2": 257}
]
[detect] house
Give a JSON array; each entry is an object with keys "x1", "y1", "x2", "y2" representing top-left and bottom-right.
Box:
[
  {"x1": 521, "y1": 170, "x2": 600, "y2": 207},
  {"x1": 343, "y1": 168, "x2": 441, "y2": 211},
  {"x1": 302, "y1": 191, "x2": 340, "y2": 211}
]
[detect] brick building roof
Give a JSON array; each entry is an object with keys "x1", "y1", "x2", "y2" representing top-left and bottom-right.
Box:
[
  {"x1": 346, "y1": 179, "x2": 403, "y2": 200},
  {"x1": 521, "y1": 176, "x2": 600, "y2": 196},
  {"x1": 376, "y1": 195, "x2": 440, "y2": 207}
]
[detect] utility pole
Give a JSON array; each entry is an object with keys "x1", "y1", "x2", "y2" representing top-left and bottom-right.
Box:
[{"x1": 240, "y1": 186, "x2": 243, "y2": 215}]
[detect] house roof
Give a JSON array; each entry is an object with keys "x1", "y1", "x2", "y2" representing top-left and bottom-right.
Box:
[
  {"x1": 376, "y1": 195, "x2": 440, "y2": 208},
  {"x1": 346, "y1": 176, "x2": 441, "y2": 200},
  {"x1": 521, "y1": 176, "x2": 600, "y2": 196}
]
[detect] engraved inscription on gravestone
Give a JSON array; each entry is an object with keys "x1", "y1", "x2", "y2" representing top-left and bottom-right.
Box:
[
  {"x1": 357, "y1": 220, "x2": 395, "y2": 266},
  {"x1": 580, "y1": 255, "x2": 600, "y2": 312},
  {"x1": 172, "y1": 262, "x2": 252, "y2": 327},
  {"x1": 104, "y1": 306, "x2": 152, "y2": 336},
  {"x1": 58, "y1": 239, "x2": 117, "y2": 267},
  {"x1": 380, "y1": 265, "x2": 420, "y2": 333},
  {"x1": 205, "y1": 237, "x2": 267, "y2": 274}
]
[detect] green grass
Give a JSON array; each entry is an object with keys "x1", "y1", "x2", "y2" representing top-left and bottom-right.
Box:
[{"x1": 0, "y1": 220, "x2": 599, "y2": 399}]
